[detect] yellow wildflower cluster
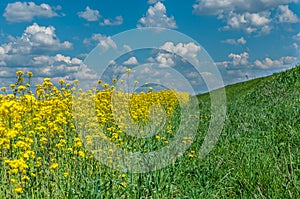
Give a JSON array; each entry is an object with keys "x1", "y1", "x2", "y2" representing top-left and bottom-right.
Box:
[{"x1": 0, "y1": 70, "x2": 191, "y2": 196}]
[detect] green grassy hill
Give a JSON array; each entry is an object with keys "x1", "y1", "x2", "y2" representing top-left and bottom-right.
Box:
[
  {"x1": 2, "y1": 65, "x2": 298, "y2": 198},
  {"x1": 107, "y1": 65, "x2": 300, "y2": 198},
  {"x1": 190, "y1": 65, "x2": 300, "y2": 198},
  {"x1": 109, "y1": 64, "x2": 300, "y2": 198}
]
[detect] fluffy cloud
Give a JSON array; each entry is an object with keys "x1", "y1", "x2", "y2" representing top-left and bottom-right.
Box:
[
  {"x1": 25, "y1": 23, "x2": 72, "y2": 51},
  {"x1": 293, "y1": 32, "x2": 300, "y2": 41},
  {"x1": 0, "y1": 23, "x2": 72, "y2": 66},
  {"x1": 160, "y1": 42, "x2": 201, "y2": 66},
  {"x1": 28, "y1": 54, "x2": 84, "y2": 78},
  {"x1": 220, "y1": 51, "x2": 297, "y2": 70},
  {"x1": 216, "y1": 53, "x2": 297, "y2": 86},
  {"x1": 155, "y1": 53, "x2": 175, "y2": 67},
  {"x1": 145, "y1": 42, "x2": 201, "y2": 68},
  {"x1": 292, "y1": 42, "x2": 299, "y2": 50},
  {"x1": 277, "y1": 5, "x2": 299, "y2": 23},
  {"x1": 3, "y1": 2, "x2": 58, "y2": 22},
  {"x1": 100, "y1": 16, "x2": 123, "y2": 26},
  {"x1": 193, "y1": 0, "x2": 297, "y2": 15},
  {"x1": 0, "y1": 54, "x2": 91, "y2": 87},
  {"x1": 0, "y1": 52, "x2": 96, "y2": 87},
  {"x1": 77, "y1": 6, "x2": 123, "y2": 26},
  {"x1": 228, "y1": 52, "x2": 249, "y2": 66},
  {"x1": 123, "y1": 57, "x2": 139, "y2": 65},
  {"x1": 147, "y1": 0, "x2": 164, "y2": 4},
  {"x1": 221, "y1": 11, "x2": 272, "y2": 34},
  {"x1": 137, "y1": 2, "x2": 177, "y2": 28},
  {"x1": 32, "y1": 54, "x2": 82, "y2": 66},
  {"x1": 254, "y1": 56, "x2": 297, "y2": 69},
  {"x1": 0, "y1": 23, "x2": 82, "y2": 84},
  {"x1": 83, "y1": 34, "x2": 117, "y2": 50},
  {"x1": 78, "y1": 6, "x2": 101, "y2": 21},
  {"x1": 222, "y1": 37, "x2": 247, "y2": 45},
  {"x1": 193, "y1": 0, "x2": 299, "y2": 34}
]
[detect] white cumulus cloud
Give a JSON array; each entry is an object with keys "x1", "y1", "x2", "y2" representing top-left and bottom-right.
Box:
[
  {"x1": 228, "y1": 52, "x2": 249, "y2": 66},
  {"x1": 222, "y1": 37, "x2": 247, "y2": 45},
  {"x1": 155, "y1": 53, "x2": 175, "y2": 67},
  {"x1": 0, "y1": 23, "x2": 73, "y2": 74},
  {"x1": 147, "y1": 0, "x2": 164, "y2": 4},
  {"x1": 277, "y1": 5, "x2": 299, "y2": 23},
  {"x1": 160, "y1": 42, "x2": 201, "y2": 66},
  {"x1": 123, "y1": 57, "x2": 139, "y2": 65},
  {"x1": 222, "y1": 11, "x2": 272, "y2": 34},
  {"x1": 293, "y1": 32, "x2": 300, "y2": 41},
  {"x1": 100, "y1": 16, "x2": 123, "y2": 26},
  {"x1": 193, "y1": 0, "x2": 299, "y2": 34},
  {"x1": 78, "y1": 6, "x2": 101, "y2": 22},
  {"x1": 193, "y1": 0, "x2": 297, "y2": 15},
  {"x1": 83, "y1": 34, "x2": 117, "y2": 50},
  {"x1": 137, "y1": 2, "x2": 177, "y2": 28},
  {"x1": 0, "y1": 24, "x2": 101, "y2": 87},
  {"x1": 3, "y1": 1, "x2": 58, "y2": 22},
  {"x1": 0, "y1": 23, "x2": 71, "y2": 60},
  {"x1": 254, "y1": 56, "x2": 297, "y2": 69}
]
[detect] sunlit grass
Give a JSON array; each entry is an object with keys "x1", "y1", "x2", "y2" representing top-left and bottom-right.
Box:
[{"x1": 0, "y1": 65, "x2": 299, "y2": 198}]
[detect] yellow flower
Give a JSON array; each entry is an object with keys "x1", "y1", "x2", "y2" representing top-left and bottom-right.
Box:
[
  {"x1": 5, "y1": 158, "x2": 28, "y2": 171},
  {"x1": 50, "y1": 163, "x2": 59, "y2": 170},
  {"x1": 59, "y1": 79, "x2": 65, "y2": 85},
  {"x1": 74, "y1": 138, "x2": 83, "y2": 147},
  {"x1": 22, "y1": 150, "x2": 35, "y2": 160},
  {"x1": 36, "y1": 161, "x2": 42, "y2": 167},
  {"x1": 22, "y1": 175, "x2": 30, "y2": 182},
  {"x1": 8, "y1": 169, "x2": 19, "y2": 175},
  {"x1": 64, "y1": 172, "x2": 69, "y2": 177},
  {"x1": 18, "y1": 85, "x2": 26, "y2": 92},
  {"x1": 14, "y1": 187, "x2": 23, "y2": 194},
  {"x1": 56, "y1": 139, "x2": 67, "y2": 148},
  {"x1": 126, "y1": 68, "x2": 131, "y2": 73},
  {"x1": 16, "y1": 71, "x2": 24, "y2": 76},
  {"x1": 120, "y1": 181, "x2": 127, "y2": 187},
  {"x1": 1, "y1": 87, "x2": 6, "y2": 92},
  {"x1": 103, "y1": 83, "x2": 109, "y2": 88},
  {"x1": 27, "y1": 71, "x2": 33, "y2": 77},
  {"x1": 78, "y1": 151, "x2": 85, "y2": 158}
]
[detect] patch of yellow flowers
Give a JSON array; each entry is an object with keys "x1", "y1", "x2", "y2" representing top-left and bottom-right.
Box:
[{"x1": 0, "y1": 70, "x2": 190, "y2": 196}]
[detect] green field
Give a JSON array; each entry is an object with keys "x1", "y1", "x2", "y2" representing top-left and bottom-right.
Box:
[{"x1": 1, "y1": 65, "x2": 299, "y2": 198}]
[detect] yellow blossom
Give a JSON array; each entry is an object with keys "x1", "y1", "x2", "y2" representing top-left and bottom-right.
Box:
[
  {"x1": 120, "y1": 181, "x2": 127, "y2": 187},
  {"x1": 14, "y1": 187, "x2": 23, "y2": 194},
  {"x1": 50, "y1": 163, "x2": 59, "y2": 170}
]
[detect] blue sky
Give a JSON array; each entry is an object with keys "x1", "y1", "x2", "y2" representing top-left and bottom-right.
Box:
[{"x1": 0, "y1": 0, "x2": 299, "y2": 93}]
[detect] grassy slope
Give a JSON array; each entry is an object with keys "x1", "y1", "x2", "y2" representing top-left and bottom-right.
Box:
[
  {"x1": 3, "y1": 65, "x2": 297, "y2": 198},
  {"x1": 116, "y1": 65, "x2": 299, "y2": 199},
  {"x1": 108, "y1": 65, "x2": 300, "y2": 199},
  {"x1": 184, "y1": 65, "x2": 300, "y2": 198}
]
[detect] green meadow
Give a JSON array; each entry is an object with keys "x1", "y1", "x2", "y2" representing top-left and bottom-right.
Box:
[{"x1": 0, "y1": 65, "x2": 299, "y2": 198}]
